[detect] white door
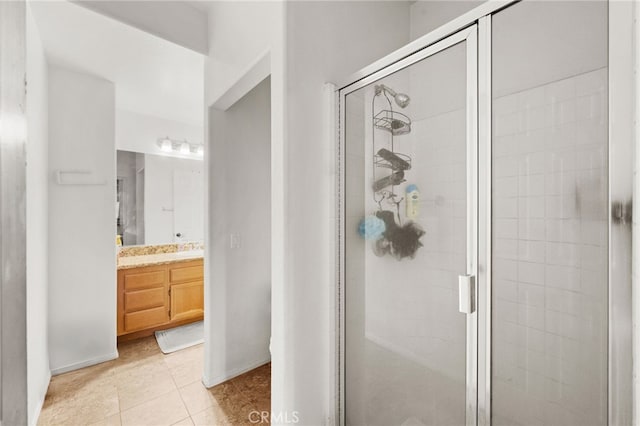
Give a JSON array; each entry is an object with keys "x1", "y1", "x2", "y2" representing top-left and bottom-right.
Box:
[{"x1": 172, "y1": 169, "x2": 204, "y2": 243}]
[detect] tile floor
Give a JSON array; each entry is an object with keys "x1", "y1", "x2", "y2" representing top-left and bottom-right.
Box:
[{"x1": 38, "y1": 337, "x2": 271, "y2": 426}]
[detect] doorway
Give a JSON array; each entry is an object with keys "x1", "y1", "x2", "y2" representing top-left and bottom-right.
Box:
[{"x1": 206, "y1": 75, "x2": 272, "y2": 417}]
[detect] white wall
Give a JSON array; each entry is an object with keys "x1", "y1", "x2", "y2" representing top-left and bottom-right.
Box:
[
  {"x1": 208, "y1": 76, "x2": 271, "y2": 385},
  {"x1": 410, "y1": 1, "x2": 483, "y2": 40},
  {"x1": 203, "y1": 1, "x2": 287, "y2": 420},
  {"x1": 143, "y1": 154, "x2": 203, "y2": 244},
  {"x1": 116, "y1": 109, "x2": 203, "y2": 159},
  {"x1": 48, "y1": 66, "x2": 117, "y2": 374},
  {"x1": 284, "y1": 3, "x2": 410, "y2": 424},
  {"x1": 26, "y1": 4, "x2": 50, "y2": 424}
]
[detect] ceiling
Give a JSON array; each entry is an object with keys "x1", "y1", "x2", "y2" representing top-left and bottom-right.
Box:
[{"x1": 30, "y1": 1, "x2": 205, "y2": 126}]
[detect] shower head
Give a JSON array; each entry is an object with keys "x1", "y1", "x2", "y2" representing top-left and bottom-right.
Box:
[
  {"x1": 394, "y1": 93, "x2": 410, "y2": 108},
  {"x1": 375, "y1": 84, "x2": 410, "y2": 108}
]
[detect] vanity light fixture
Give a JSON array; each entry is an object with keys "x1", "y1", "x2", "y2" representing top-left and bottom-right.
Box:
[
  {"x1": 180, "y1": 141, "x2": 190, "y2": 155},
  {"x1": 157, "y1": 136, "x2": 201, "y2": 157},
  {"x1": 160, "y1": 137, "x2": 173, "y2": 152}
]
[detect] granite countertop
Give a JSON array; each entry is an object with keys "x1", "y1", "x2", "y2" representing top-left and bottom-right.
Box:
[{"x1": 117, "y1": 249, "x2": 204, "y2": 270}]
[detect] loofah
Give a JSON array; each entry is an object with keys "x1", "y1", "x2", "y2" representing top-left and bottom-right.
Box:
[{"x1": 358, "y1": 215, "x2": 386, "y2": 240}]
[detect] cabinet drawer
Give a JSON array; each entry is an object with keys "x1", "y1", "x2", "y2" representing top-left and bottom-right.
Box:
[
  {"x1": 124, "y1": 307, "x2": 169, "y2": 332},
  {"x1": 124, "y1": 287, "x2": 166, "y2": 313},
  {"x1": 124, "y1": 270, "x2": 166, "y2": 291},
  {"x1": 170, "y1": 265, "x2": 203, "y2": 283}
]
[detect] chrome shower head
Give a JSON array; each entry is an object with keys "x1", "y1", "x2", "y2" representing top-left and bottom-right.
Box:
[
  {"x1": 375, "y1": 84, "x2": 410, "y2": 108},
  {"x1": 394, "y1": 93, "x2": 410, "y2": 108}
]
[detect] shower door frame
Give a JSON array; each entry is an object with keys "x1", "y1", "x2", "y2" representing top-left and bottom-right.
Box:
[
  {"x1": 338, "y1": 24, "x2": 480, "y2": 426},
  {"x1": 335, "y1": 1, "x2": 634, "y2": 425}
]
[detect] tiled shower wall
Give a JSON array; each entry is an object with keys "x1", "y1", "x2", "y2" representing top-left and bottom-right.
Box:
[{"x1": 492, "y1": 67, "x2": 608, "y2": 426}]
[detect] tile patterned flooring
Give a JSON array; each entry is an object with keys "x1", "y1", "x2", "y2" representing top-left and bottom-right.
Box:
[{"x1": 38, "y1": 337, "x2": 271, "y2": 426}]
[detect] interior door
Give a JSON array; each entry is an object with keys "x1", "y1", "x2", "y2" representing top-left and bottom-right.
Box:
[
  {"x1": 172, "y1": 169, "x2": 204, "y2": 243},
  {"x1": 341, "y1": 26, "x2": 478, "y2": 426}
]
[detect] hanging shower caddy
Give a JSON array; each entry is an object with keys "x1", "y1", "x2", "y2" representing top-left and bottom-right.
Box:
[{"x1": 371, "y1": 84, "x2": 413, "y2": 210}]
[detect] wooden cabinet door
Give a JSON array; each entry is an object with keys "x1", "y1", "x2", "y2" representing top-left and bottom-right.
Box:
[{"x1": 170, "y1": 281, "x2": 204, "y2": 322}]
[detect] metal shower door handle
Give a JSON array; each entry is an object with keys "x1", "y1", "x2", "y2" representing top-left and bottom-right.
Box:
[{"x1": 458, "y1": 274, "x2": 476, "y2": 314}]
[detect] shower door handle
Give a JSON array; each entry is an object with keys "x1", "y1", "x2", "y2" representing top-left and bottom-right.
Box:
[{"x1": 458, "y1": 274, "x2": 476, "y2": 314}]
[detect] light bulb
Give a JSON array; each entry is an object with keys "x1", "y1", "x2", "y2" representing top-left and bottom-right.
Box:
[
  {"x1": 180, "y1": 142, "x2": 190, "y2": 155},
  {"x1": 161, "y1": 138, "x2": 172, "y2": 152}
]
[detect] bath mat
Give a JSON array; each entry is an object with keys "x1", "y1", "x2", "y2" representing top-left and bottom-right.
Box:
[{"x1": 155, "y1": 321, "x2": 204, "y2": 354}]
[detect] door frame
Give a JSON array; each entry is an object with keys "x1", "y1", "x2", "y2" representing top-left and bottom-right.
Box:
[
  {"x1": 334, "y1": 0, "x2": 635, "y2": 425},
  {"x1": 337, "y1": 24, "x2": 479, "y2": 426}
]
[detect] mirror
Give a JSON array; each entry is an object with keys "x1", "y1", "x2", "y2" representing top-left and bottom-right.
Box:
[{"x1": 117, "y1": 149, "x2": 204, "y2": 246}]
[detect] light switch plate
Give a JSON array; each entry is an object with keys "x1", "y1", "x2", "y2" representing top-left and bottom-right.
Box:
[{"x1": 230, "y1": 233, "x2": 241, "y2": 249}]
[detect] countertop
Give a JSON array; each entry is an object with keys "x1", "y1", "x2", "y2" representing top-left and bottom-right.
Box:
[{"x1": 117, "y1": 249, "x2": 204, "y2": 270}]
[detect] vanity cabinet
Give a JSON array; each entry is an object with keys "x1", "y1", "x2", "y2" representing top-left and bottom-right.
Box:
[{"x1": 117, "y1": 259, "x2": 203, "y2": 339}]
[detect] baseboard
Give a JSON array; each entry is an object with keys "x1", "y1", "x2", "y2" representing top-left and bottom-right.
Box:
[
  {"x1": 51, "y1": 350, "x2": 119, "y2": 376},
  {"x1": 29, "y1": 370, "x2": 51, "y2": 426},
  {"x1": 202, "y1": 356, "x2": 271, "y2": 388}
]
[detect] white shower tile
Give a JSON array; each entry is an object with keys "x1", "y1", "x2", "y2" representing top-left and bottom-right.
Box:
[
  {"x1": 545, "y1": 242, "x2": 580, "y2": 267},
  {"x1": 518, "y1": 282, "x2": 545, "y2": 307},
  {"x1": 518, "y1": 304, "x2": 545, "y2": 330},
  {"x1": 545, "y1": 194, "x2": 577, "y2": 219},
  {"x1": 519, "y1": 86, "x2": 546, "y2": 109},
  {"x1": 518, "y1": 218, "x2": 545, "y2": 241},
  {"x1": 575, "y1": 68, "x2": 607, "y2": 97},
  {"x1": 519, "y1": 129, "x2": 547, "y2": 154},
  {"x1": 545, "y1": 264, "x2": 580, "y2": 291},
  {"x1": 518, "y1": 174, "x2": 545, "y2": 197},
  {"x1": 575, "y1": 120, "x2": 607, "y2": 146},
  {"x1": 544, "y1": 77, "x2": 576, "y2": 104},
  {"x1": 495, "y1": 238, "x2": 518, "y2": 260},
  {"x1": 580, "y1": 245, "x2": 606, "y2": 272},
  {"x1": 518, "y1": 240, "x2": 545, "y2": 263},
  {"x1": 518, "y1": 262, "x2": 545, "y2": 286},
  {"x1": 545, "y1": 171, "x2": 576, "y2": 196},
  {"x1": 494, "y1": 176, "x2": 519, "y2": 197},
  {"x1": 555, "y1": 99, "x2": 576, "y2": 125},
  {"x1": 494, "y1": 93, "x2": 519, "y2": 116},
  {"x1": 545, "y1": 219, "x2": 580, "y2": 243},
  {"x1": 581, "y1": 220, "x2": 607, "y2": 246},
  {"x1": 495, "y1": 111, "x2": 521, "y2": 137},
  {"x1": 575, "y1": 145, "x2": 606, "y2": 171},
  {"x1": 575, "y1": 93, "x2": 601, "y2": 122},
  {"x1": 519, "y1": 152, "x2": 546, "y2": 175},
  {"x1": 495, "y1": 218, "x2": 518, "y2": 239},
  {"x1": 496, "y1": 299, "x2": 519, "y2": 324},
  {"x1": 523, "y1": 105, "x2": 550, "y2": 131},
  {"x1": 518, "y1": 197, "x2": 545, "y2": 219},
  {"x1": 495, "y1": 156, "x2": 520, "y2": 177},
  {"x1": 494, "y1": 279, "x2": 518, "y2": 304},
  {"x1": 494, "y1": 197, "x2": 519, "y2": 218},
  {"x1": 548, "y1": 122, "x2": 576, "y2": 148}
]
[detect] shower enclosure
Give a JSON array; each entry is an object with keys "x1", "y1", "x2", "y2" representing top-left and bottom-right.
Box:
[{"x1": 337, "y1": 1, "x2": 632, "y2": 425}]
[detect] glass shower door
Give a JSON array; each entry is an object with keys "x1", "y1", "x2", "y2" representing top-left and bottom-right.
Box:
[
  {"x1": 490, "y1": 2, "x2": 609, "y2": 425},
  {"x1": 341, "y1": 26, "x2": 477, "y2": 426}
]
